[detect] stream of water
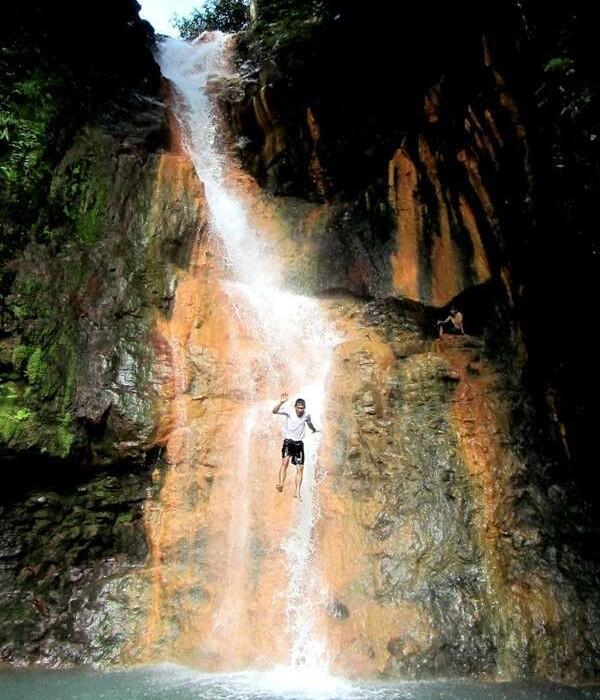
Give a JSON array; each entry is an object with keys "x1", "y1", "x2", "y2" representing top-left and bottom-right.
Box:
[{"x1": 153, "y1": 33, "x2": 338, "y2": 671}]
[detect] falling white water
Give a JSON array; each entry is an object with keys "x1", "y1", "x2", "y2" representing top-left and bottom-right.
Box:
[{"x1": 157, "y1": 34, "x2": 339, "y2": 674}]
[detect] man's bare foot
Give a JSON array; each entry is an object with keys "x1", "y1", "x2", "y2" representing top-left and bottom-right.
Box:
[{"x1": 276, "y1": 484, "x2": 283, "y2": 493}]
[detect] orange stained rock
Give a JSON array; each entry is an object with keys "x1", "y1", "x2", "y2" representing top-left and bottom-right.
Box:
[
  {"x1": 304, "y1": 312, "x2": 430, "y2": 677},
  {"x1": 309, "y1": 153, "x2": 328, "y2": 200},
  {"x1": 303, "y1": 204, "x2": 330, "y2": 237},
  {"x1": 457, "y1": 147, "x2": 496, "y2": 226},
  {"x1": 483, "y1": 37, "x2": 533, "y2": 185},
  {"x1": 482, "y1": 35, "x2": 493, "y2": 67},
  {"x1": 499, "y1": 88, "x2": 533, "y2": 187},
  {"x1": 141, "y1": 232, "x2": 305, "y2": 668},
  {"x1": 458, "y1": 194, "x2": 492, "y2": 284},
  {"x1": 436, "y1": 337, "x2": 561, "y2": 677},
  {"x1": 467, "y1": 105, "x2": 498, "y2": 165},
  {"x1": 160, "y1": 79, "x2": 197, "y2": 156},
  {"x1": 388, "y1": 148, "x2": 420, "y2": 301},
  {"x1": 219, "y1": 154, "x2": 335, "y2": 287},
  {"x1": 314, "y1": 474, "x2": 429, "y2": 676},
  {"x1": 418, "y1": 136, "x2": 463, "y2": 306},
  {"x1": 137, "y1": 87, "x2": 347, "y2": 669},
  {"x1": 306, "y1": 106, "x2": 321, "y2": 143},
  {"x1": 545, "y1": 388, "x2": 571, "y2": 460},
  {"x1": 424, "y1": 85, "x2": 441, "y2": 123},
  {"x1": 500, "y1": 266, "x2": 515, "y2": 307},
  {"x1": 252, "y1": 86, "x2": 287, "y2": 167},
  {"x1": 484, "y1": 108, "x2": 504, "y2": 147},
  {"x1": 306, "y1": 107, "x2": 328, "y2": 199}
]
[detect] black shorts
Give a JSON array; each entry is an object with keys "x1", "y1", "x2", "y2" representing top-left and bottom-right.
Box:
[
  {"x1": 282, "y1": 439, "x2": 305, "y2": 466},
  {"x1": 442, "y1": 321, "x2": 462, "y2": 334}
]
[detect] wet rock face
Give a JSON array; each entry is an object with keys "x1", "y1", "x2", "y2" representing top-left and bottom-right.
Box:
[
  {"x1": 214, "y1": 5, "x2": 600, "y2": 679},
  {"x1": 0, "y1": 90, "x2": 206, "y2": 662},
  {"x1": 1, "y1": 3, "x2": 162, "y2": 462},
  {"x1": 0, "y1": 470, "x2": 154, "y2": 665},
  {"x1": 229, "y1": 1, "x2": 600, "y2": 520},
  {"x1": 318, "y1": 298, "x2": 600, "y2": 680},
  {"x1": 0, "y1": 72, "x2": 204, "y2": 467},
  {"x1": 224, "y1": 3, "x2": 527, "y2": 307},
  {"x1": 0, "y1": 2, "x2": 206, "y2": 665}
]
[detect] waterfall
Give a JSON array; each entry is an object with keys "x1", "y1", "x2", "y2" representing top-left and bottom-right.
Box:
[{"x1": 153, "y1": 33, "x2": 338, "y2": 674}]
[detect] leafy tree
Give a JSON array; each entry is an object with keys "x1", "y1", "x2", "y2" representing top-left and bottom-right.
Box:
[{"x1": 172, "y1": 0, "x2": 251, "y2": 39}]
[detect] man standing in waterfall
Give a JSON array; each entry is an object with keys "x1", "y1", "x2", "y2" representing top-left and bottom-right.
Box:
[{"x1": 273, "y1": 392, "x2": 318, "y2": 500}]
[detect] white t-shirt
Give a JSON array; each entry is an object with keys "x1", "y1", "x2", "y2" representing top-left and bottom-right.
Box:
[{"x1": 277, "y1": 410, "x2": 312, "y2": 441}]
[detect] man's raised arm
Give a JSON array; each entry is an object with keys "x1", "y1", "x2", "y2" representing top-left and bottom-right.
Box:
[{"x1": 273, "y1": 391, "x2": 289, "y2": 414}]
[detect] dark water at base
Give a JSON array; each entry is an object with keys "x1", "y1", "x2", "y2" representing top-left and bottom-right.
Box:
[{"x1": 0, "y1": 665, "x2": 599, "y2": 700}]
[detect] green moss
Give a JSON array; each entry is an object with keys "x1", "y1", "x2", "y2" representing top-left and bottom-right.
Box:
[
  {"x1": 49, "y1": 130, "x2": 114, "y2": 247},
  {"x1": 25, "y1": 347, "x2": 44, "y2": 384},
  {"x1": 13, "y1": 408, "x2": 31, "y2": 421},
  {"x1": 54, "y1": 412, "x2": 75, "y2": 458},
  {"x1": 0, "y1": 388, "x2": 38, "y2": 445},
  {"x1": 0, "y1": 381, "x2": 20, "y2": 401},
  {"x1": 0, "y1": 339, "x2": 77, "y2": 456},
  {"x1": 11, "y1": 345, "x2": 31, "y2": 370}
]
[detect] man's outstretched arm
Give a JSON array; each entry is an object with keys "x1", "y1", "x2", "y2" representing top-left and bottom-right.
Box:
[
  {"x1": 307, "y1": 418, "x2": 319, "y2": 433},
  {"x1": 273, "y1": 391, "x2": 289, "y2": 414}
]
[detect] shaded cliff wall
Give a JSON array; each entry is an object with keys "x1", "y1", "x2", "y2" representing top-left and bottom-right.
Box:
[
  {"x1": 0, "y1": 1, "x2": 205, "y2": 664},
  {"x1": 225, "y1": 0, "x2": 597, "y2": 518},
  {"x1": 224, "y1": 3, "x2": 520, "y2": 305},
  {"x1": 504, "y1": 0, "x2": 600, "y2": 509}
]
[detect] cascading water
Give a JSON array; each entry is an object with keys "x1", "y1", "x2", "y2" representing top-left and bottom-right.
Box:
[{"x1": 149, "y1": 33, "x2": 339, "y2": 676}]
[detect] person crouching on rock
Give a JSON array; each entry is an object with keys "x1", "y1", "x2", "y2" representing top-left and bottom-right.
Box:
[
  {"x1": 272, "y1": 392, "x2": 318, "y2": 500},
  {"x1": 437, "y1": 306, "x2": 465, "y2": 337}
]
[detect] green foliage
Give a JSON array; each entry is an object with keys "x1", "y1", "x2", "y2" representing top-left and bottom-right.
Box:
[
  {"x1": 0, "y1": 52, "x2": 66, "y2": 294},
  {"x1": 544, "y1": 56, "x2": 574, "y2": 74},
  {"x1": 0, "y1": 74, "x2": 60, "y2": 195},
  {"x1": 14, "y1": 408, "x2": 31, "y2": 422},
  {"x1": 243, "y1": 0, "x2": 328, "y2": 74},
  {"x1": 252, "y1": 0, "x2": 324, "y2": 26},
  {"x1": 172, "y1": 0, "x2": 251, "y2": 38}
]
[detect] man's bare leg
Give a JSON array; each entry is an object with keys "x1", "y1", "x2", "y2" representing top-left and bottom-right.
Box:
[
  {"x1": 276, "y1": 457, "x2": 290, "y2": 492},
  {"x1": 294, "y1": 466, "x2": 304, "y2": 500}
]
